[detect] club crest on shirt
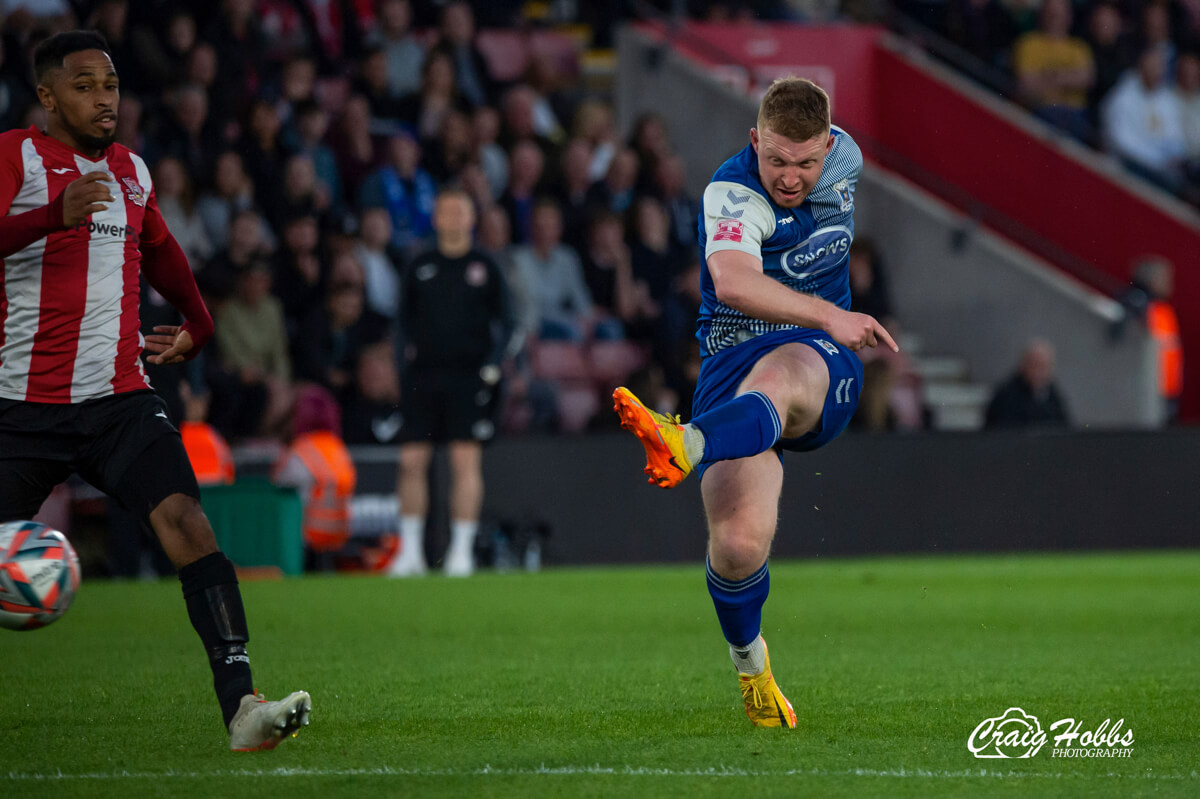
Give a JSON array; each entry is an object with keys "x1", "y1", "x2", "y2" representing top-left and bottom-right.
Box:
[
  {"x1": 465, "y1": 260, "x2": 488, "y2": 286},
  {"x1": 833, "y1": 179, "x2": 853, "y2": 212},
  {"x1": 121, "y1": 177, "x2": 146, "y2": 207}
]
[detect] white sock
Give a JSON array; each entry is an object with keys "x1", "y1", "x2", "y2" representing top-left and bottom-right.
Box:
[
  {"x1": 730, "y1": 634, "x2": 766, "y2": 676},
  {"x1": 449, "y1": 520, "x2": 478, "y2": 555},
  {"x1": 400, "y1": 515, "x2": 425, "y2": 561},
  {"x1": 683, "y1": 423, "x2": 706, "y2": 465}
]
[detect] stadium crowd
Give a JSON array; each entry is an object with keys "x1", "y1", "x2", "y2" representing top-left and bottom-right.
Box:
[{"x1": 0, "y1": 0, "x2": 719, "y2": 445}]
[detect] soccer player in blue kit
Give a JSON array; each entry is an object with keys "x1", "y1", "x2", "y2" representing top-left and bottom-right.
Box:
[{"x1": 614, "y1": 78, "x2": 897, "y2": 728}]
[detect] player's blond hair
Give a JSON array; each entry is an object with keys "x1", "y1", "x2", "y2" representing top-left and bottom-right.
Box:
[{"x1": 756, "y1": 78, "x2": 830, "y2": 143}]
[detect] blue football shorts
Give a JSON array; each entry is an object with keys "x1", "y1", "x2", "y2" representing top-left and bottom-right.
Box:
[{"x1": 691, "y1": 327, "x2": 864, "y2": 480}]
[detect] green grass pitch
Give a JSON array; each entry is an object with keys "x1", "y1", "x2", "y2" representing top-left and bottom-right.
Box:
[{"x1": 2, "y1": 550, "x2": 1198, "y2": 798}]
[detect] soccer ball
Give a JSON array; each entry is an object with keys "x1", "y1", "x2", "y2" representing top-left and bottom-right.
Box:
[{"x1": 0, "y1": 520, "x2": 81, "y2": 631}]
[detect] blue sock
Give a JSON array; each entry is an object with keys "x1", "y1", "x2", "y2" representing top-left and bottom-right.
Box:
[
  {"x1": 706, "y1": 558, "x2": 770, "y2": 647},
  {"x1": 691, "y1": 391, "x2": 781, "y2": 463}
]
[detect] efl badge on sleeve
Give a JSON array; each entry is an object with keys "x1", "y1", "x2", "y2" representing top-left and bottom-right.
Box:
[
  {"x1": 121, "y1": 177, "x2": 146, "y2": 207},
  {"x1": 714, "y1": 219, "x2": 744, "y2": 242}
]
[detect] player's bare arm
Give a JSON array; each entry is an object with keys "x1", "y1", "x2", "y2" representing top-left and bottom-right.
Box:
[{"x1": 708, "y1": 249, "x2": 898, "y2": 352}]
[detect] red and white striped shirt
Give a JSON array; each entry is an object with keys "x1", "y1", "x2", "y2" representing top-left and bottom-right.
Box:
[{"x1": 0, "y1": 126, "x2": 170, "y2": 404}]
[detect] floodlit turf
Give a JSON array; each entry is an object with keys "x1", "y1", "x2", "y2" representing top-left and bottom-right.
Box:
[{"x1": 2, "y1": 551, "x2": 1198, "y2": 798}]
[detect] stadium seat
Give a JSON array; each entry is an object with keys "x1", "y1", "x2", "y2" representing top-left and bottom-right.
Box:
[
  {"x1": 476, "y1": 31, "x2": 531, "y2": 83},
  {"x1": 555, "y1": 384, "x2": 600, "y2": 433},
  {"x1": 588, "y1": 339, "x2": 648, "y2": 385},
  {"x1": 530, "y1": 340, "x2": 592, "y2": 382}
]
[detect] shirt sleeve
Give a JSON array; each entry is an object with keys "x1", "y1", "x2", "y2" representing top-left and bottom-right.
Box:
[
  {"x1": 0, "y1": 138, "x2": 66, "y2": 258},
  {"x1": 701, "y1": 180, "x2": 776, "y2": 261}
]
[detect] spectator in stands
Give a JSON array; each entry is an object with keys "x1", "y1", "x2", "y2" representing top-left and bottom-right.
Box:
[
  {"x1": 214, "y1": 258, "x2": 295, "y2": 439},
  {"x1": 523, "y1": 52, "x2": 570, "y2": 145},
  {"x1": 587, "y1": 147, "x2": 639, "y2": 216},
  {"x1": 114, "y1": 93, "x2": 144, "y2": 152},
  {"x1": 397, "y1": 48, "x2": 469, "y2": 146},
  {"x1": 329, "y1": 94, "x2": 385, "y2": 203},
  {"x1": 354, "y1": 207, "x2": 404, "y2": 321},
  {"x1": 944, "y1": 0, "x2": 1021, "y2": 72},
  {"x1": 392, "y1": 189, "x2": 515, "y2": 578},
  {"x1": 342, "y1": 341, "x2": 404, "y2": 445},
  {"x1": 291, "y1": 100, "x2": 343, "y2": 217},
  {"x1": 205, "y1": 0, "x2": 267, "y2": 114},
  {"x1": 423, "y1": 109, "x2": 475, "y2": 184},
  {"x1": 500, "y1": 84, "x2": 560, "y2": 161},
  {"x1": 582, "y1": 211, "x2": 657, "y2": 339},
  {"x1": 848, "y1": 237, "x2": 903, "y2": 432},
  {"x1": 433, "y1": 0, "x2": 496, "y2": 109},
  {"x1": 196, "y1": 151, "x2": 255, "y2": 252},
  {"x1": 1084, "y1": 2, "x2": 1136, "y2": 128},
  {"x1": 630, "y1": 196, "x2": 686, "y2": 308},
  {"x1": 1114, "y1": 256, "x2": 1183, "y2": 424},
  {"x1": 276, "y1": 153, "x2": 334, "y2": 233},
  {"x1": 359, "y1": 130, "x2": 438, "y2": 256},
  {"x1": 1012, "y1": 0, "x2": 1095, "y2": 141},
  {"x1": 984, "y1": 338, "x2": 1071, "y2": 429},
  {"x1": 129, "y1": 9, "x2": 197, "y2": 96},
  {"x1": 553, "y1": 138, "x2": 596, "y2": 253},
  {"x1": 238, "y1": 99, "x2": 287, "y2": 221},
  {"x1": 354, "y1": 46, "x2": 408, "y2": 129},
  {"x1": 368, "y1": 0, "x2": 425, "y2": 99},
  {"x1": 1175, "y1": 50, "x2": 1200, "y2": 191},
  {"x1": 153, "y1": 156, "x2": 213, "y2": 268},
  {"x1": 574, "y1": 99, "x2": 618, "y2": 181},
  {"x1": 473, "y1": 104, "x2": 509, "y2": 198},
  {"x1": 500, "y1": 139, "x2": 546, "y2": 243},
  {"x1": 293, "y1": 272, "x2": 390, "y2": 406},
  {"x1": 629, "y1": 112, "x2": 673, "y2": 194},
  {"x1": 203, "y1": 209, "x2": 270, "y2": 301},
  {"x1": 1137, "y1": 1, "x2": 1179, "y2": 84},
  {"x1": 1102, "y1": 47, "x2": 1187, "y2": 193},
  {"x1": 653, "y1": 153, "x2": 701, "y2": 263},
  {"x1": 273, "y1": 213, "x2": 327, "y2": 330},
  {"x1": 511, "y1": 199, "x2": 596, "y2": 341},
  {"x1": 155, "y1": 83, "x2": 218, "y2": 180}
]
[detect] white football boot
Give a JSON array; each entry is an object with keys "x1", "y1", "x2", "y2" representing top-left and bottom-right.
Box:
[{"x1": 228, "y1": 691, "x2": 312, "y2": 752}]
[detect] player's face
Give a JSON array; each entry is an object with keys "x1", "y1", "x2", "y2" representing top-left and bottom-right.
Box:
[
  {"x1": 751, "y1": 125, "x2": 834, "y2": 208},
  {"x1": 41, "y1": 49, "x2": 119, "y2": 154}
]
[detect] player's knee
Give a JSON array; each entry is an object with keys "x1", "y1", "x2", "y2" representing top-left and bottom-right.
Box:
[{"x1": 709, "y1": 524, "x2": 771, "y2": 578}]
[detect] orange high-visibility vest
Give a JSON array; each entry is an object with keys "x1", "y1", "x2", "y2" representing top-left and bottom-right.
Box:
[
  {"x1": 1147, "y1": 301, "x2": 1183, "y2": 400},
  {"x1": 180, "y1": 421, "x2": 235, "y2": 486},
  {"x1": 286, "y1": 431, "x2": 357, "y2": 552}
]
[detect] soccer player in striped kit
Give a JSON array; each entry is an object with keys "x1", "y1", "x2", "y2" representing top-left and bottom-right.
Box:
[
  {"x1": 614, "y1": 78, "x2": 897, "y2": 728},
  {"x1": 0, "y1": 31, "x2": 310, "y2": 751}
]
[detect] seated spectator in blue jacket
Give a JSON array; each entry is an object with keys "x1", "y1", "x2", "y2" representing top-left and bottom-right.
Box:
[{"x1": 359, "y1": 130, "x2": 437, "y2": 256}]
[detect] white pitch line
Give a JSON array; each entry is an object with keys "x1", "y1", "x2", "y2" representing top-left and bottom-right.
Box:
[{"x1": 3, "y1": 766, "x2": 1198, "y2": 781}]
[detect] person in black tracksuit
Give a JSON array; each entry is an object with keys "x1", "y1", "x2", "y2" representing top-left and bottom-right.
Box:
[{"x1": 389, "y1": 188, "x2": 515, "y2": 577}]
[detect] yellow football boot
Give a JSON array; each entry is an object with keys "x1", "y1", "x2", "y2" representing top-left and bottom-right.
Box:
[
  {"x1": 738, "y1": 640, "x2": 797, "y2": 729},
  {"x1": 612, "y1": 386, "x2": 692, "y2": 488}
]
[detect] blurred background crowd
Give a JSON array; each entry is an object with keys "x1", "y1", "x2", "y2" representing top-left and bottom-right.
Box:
[{"x1": 0, "y1": 0, "x2": 1187, "y2": 449}]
